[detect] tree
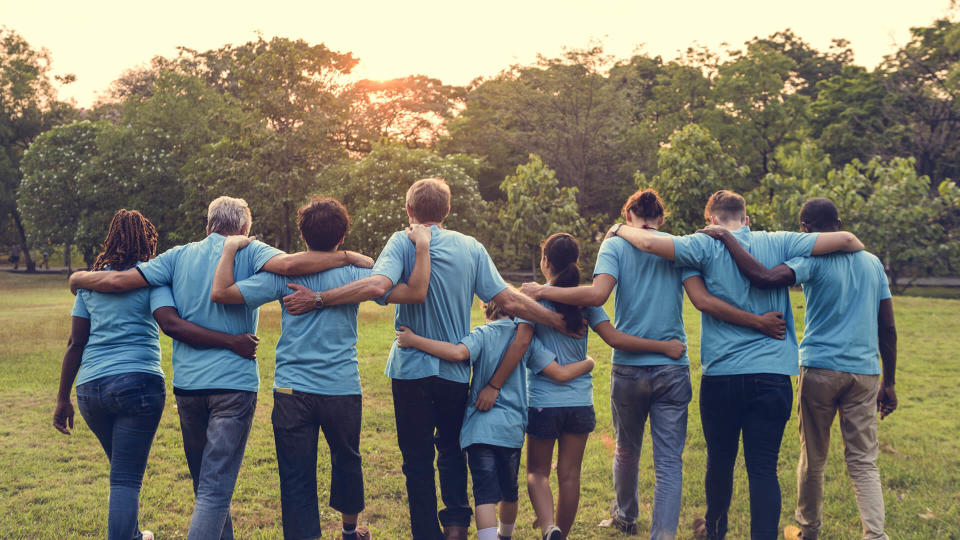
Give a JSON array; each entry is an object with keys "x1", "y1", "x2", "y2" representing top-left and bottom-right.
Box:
[
  {"x1": 318, "y1": 142, "x2": 489, "y2": 256},
  {"x1": 709, "y1": 42, "x2": 809, "y2": 181},
  {"x1": 810, "y1": 65, "x2": 892, "y2": 167},
  {"x1": 18, "y1": 121, "x2": 126, "y2": 268},
  {"x1": 1, "y1": 27, "x2": 74, "y2": 271},
  {"x1": 746, "y1": 141, "x2": 833, "y2": 231},
  {"x1": 646, "y1": 124, "x2": 749, "y2": 235},
  {"x1": 498, "y1": 155, "x2": 584, "y2": 275},
  {"x1": 750, "y1": 30, "x2": 853, "y2": 100}
]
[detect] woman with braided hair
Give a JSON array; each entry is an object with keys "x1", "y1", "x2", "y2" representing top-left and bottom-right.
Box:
[
  {"x1": 519, "y1": 232, "x2": 686, "y2": 540},
  {"x1": 53, "y1": 209, "x2": 260, "y2": 540}
]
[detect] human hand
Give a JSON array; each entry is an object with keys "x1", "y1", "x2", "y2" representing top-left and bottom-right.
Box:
[
  {"x1": 475, "y1": 384, "x2": 499, "y2": 412},
  {"x1": 877, "y1": 384, "x2": 897, "y2": 419},
  {"x1": 756, "y1": 311, "x2": 786, "y2": 340},
  {"x1": 53, "y1": 400, "x2": 74, "y2": 435},
  {"x1": 663, "y1": 339, "x2": 687, "y2": 360},
  {"x1": 519, "y1": 282, "x2": 544, "y2": 300},
  {"x1": 583, "y1": 355, "x2": 596, "y2": 372},
  {"x1": 231, "y1": 333, "x2": 260, "y2": 360},
  {"x1": 406, "y1": 224, "x2": 432, "y2": 247},
  {"x1": 396, "y1": 326, "x2": 417, "y2": 348},
  {"x1": 695, "y1": 225, "x2": 728, "y2": 241},
  {"x1": 283, "y1": 283, "x2": 318, "y2": 315},
  {"x1": 346, "y1": 251, "x2": 374, "y2": 269},
  {"x1": 224, "y1": 235, "x2": 256, "y2": 251}
]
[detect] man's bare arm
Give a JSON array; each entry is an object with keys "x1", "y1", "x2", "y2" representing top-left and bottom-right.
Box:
[
  {"x1": 210, "y1": 235, "x2": 252, "y2": 305},
  {"x1": 262, "y1": 250, "x2": 374, "y2": 276},
  {"x1": 697, "y1": 227, "x2": 796, "y2": 288},
  {"x1": 520, "y1": 274, "x2": 616, "y2": 307},
  {"x1": 614, "y1": 225, "x2": 676, "y2": 261},
  {"x1": 69, "y1": 269, "x2": 147, "y2": 294},
  {"x1": 153, "y1": 307, "x2": 259, "y2": 359},
  {"x1": 384, "y1": 225, "x2": 432, "y2": 304},
  {"x1": 492, "y1": 288, "x2": 577, "y2": 336},
  {"x1": 811, "y1": 231, "x2": 864, "y2": 255},
  {"x1": 683, "y1": 276, "x2": 786, "y2": 339}
]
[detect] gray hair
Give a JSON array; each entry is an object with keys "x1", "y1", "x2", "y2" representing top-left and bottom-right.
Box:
[{"x1": 207, "y1": 196, "x2": 252, "y2": 235}]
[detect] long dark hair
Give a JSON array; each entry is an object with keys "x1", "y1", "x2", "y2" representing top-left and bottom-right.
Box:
[
  {"x1": 92, "y1": 209, "x2": 158, "y2": 271},
  {"x1": 542, "y1": 233, "x2": 582, "y2": 334}
]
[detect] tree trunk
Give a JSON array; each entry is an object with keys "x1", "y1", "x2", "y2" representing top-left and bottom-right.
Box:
[
  {"x1": 12, "y1": 210, "x2": 35, "y2": 272},
  {"x1": 64, "y1": 241, "x2": 72, "y2": 273}
]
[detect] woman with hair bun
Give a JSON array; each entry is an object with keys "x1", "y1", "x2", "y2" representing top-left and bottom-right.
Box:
[
  {"x1": 53, "y1": 209, "x2": 260, "y2": 540},
  {"x1": 519, "y1": 232, "x2": 686, "y2": 540}
]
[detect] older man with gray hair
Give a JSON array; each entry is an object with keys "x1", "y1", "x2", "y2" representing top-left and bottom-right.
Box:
[{"x1": 69, "y1": 196, "x2": 372, "y2": 540}]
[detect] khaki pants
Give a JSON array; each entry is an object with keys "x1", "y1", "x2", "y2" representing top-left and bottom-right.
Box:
[{"x1": 795, "y1": 367, "x2": 888, "y2": 540}]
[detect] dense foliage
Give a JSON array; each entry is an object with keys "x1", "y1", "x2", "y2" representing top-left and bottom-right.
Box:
[{"x1": 3, "y1": 21, "x2": 960, "y2": 286}]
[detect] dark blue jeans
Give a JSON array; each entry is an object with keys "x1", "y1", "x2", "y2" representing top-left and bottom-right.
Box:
[
  {"x1": 76, "y1": 372, "x2": 165, "y2": 540},
  {"x1": 700, "y1": 374, "x2": 793, "y2": 540},
  {"x1": 175, "y1": 391, "x2": 257, "y2": 540},
  {"x1": 391, "y1": 377, "x2": 472, "y2": 540},
  {"x1": 272, "y1": 391, "x2": 364, "y2": 540}
]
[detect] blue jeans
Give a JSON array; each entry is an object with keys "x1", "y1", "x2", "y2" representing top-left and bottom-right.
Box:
[
  {"x1": 175, "y1": 391, "x2": 257, "y2": 540},
  {"x1": 700, "y1": 374, "x2": 793, "y2": 540},
  {"x1": 610, "y1": 364, "x2": 691, "y2": 540},
  {"x1": 272, "y1": 391, "x2": 364, "y2": 540},
  {"x1": 76, "y1": 372, "x2": 165, "y2": 540}
]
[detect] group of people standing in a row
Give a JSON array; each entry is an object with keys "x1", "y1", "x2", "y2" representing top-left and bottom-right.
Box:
[{"x1": 54, "y1": 177, "x2": 897, "y2": 540}]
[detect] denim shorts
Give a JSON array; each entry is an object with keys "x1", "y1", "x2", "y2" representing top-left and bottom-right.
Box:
[
  {"x1": 526, "y1": 405, "x2": 596, "y2": 439},
  {"x1": 466, "y1": 444, "x2": 521, "y2": 505}
]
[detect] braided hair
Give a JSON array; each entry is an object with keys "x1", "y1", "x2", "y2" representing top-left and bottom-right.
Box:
[
  {"x1": 541, "y1": 233, "x2": 582, "y2": 334},
  {"x1": 92, "y1": 209, "x2": 158, "y2": 271}
]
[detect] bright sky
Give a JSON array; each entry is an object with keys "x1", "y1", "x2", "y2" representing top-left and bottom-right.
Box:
[{"x1": 2, "y1": 0, "x2": 953, "y2": 107}]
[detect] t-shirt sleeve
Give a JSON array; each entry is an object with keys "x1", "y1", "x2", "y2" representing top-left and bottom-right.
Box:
[
  {"x1": 672, "y1": 234, "x2": 709, "y2": 270},
  {"x1": 593, "y1": 238, "x2": 620, "y2": 281},
  {"x1": 774, "y1": 231, "x2": 819, "y2": 260},
  {"x1": 681, "y1": 267, "x2": 702, "y2": 283},
  {"x1": 353, "y1": 266, "x2": 374, "y2": 282},
  {"x1": 876, "y1": 259, "x2": 892, "y2": 301},
  {"x1": 584, "y1": 305, "x2": 611, "y2": 329},
  {"x1": 249, "y1": 241, "x2": 285, "y2": 273},
  {"x1": 458, "y1": 326, "x2": 486, "y2": 365},
  {"x1": 149, "y1": 285, "x2": 177, "y2": 312},
  {"x1": 137, "y1": 245, "x2": 182, "y2": 286},
  {"x1": 71, "y1": 294, "x2": 90, "y2": 319},
  {"x1": 235, "y1": 271, "x2": 286, "y2": 308},
  {"x1": 371, "y1": 232, "x2": 407, "y2": 286},
  {"x1": 784, "y1": 256, "x2": 816, "y2": 286},
  {"x1": 474, "y1": 243, "x2": 509, "y2": 302},
  {"x1": 524, "y1": 338, "x2": 557, "y2": 374}
]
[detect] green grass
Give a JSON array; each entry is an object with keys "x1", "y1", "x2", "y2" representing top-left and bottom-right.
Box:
[{"x1": 1, "y1": 270, "x2": 959, "y2": 538}]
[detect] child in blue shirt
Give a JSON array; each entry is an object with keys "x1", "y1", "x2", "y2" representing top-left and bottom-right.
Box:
[{"x1": 395, "y1": 300, "x2": 594, "y2": 540}]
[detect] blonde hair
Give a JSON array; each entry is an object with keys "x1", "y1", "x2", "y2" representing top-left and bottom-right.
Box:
[{"x1": 406, "y1": 178, "x2": 451, "y2": 223}]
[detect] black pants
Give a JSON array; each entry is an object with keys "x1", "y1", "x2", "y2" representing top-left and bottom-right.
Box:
[
  {"x1": 700, "y1": 374, "x2": 793, "y2": 540},
  {"x1": 392, "y1": 376, "x2": 472, "y2": 540},
  {"x1": 272, "y1": 391, "x2": 364, "y2": 540}
]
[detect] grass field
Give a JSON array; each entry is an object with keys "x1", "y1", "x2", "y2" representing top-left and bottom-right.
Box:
[{"x1": 1, "y1": 270, "x2": 959, "y2": 539}]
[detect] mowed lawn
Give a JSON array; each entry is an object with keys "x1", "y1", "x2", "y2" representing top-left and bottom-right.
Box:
[{"x1": 1, "y1": 271, "x2": 958, "y2": 539}]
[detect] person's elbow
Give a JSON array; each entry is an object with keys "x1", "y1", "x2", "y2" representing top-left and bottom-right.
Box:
[
  {"x1": 843, "y1": 232, "x2": 864, "y2": 252},
  {"x1": 210, "y1": 288, "x2": 231, "y2": 304},
  {"x1": 495, "y1": 290, "x2": 522, "y2": 315},
  {"x1": 367, "y1": 277, "x2": 393, "y2": 299},
  {"x1": 687, "y1": 293, "x2": 709, "y2": 312},
  {"x1": 66, "y1": 335, "x2": 88, "y2": 352}
]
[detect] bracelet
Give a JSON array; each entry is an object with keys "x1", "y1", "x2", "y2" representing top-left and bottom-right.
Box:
[
  {"x1": 314, "y1": 291, "x2": 325, "y2": 309},
  {"x1": 488, "y1": 382, "x2": 501, "y2": 391}
]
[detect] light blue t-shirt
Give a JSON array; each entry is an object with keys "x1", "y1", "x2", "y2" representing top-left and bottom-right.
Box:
[
  {"x1": 234, "y1": 266, "x2": 373, "y2": 395},
  {"x1": 137, "y1": 233, "x2": 283, "y2": 392},
  {"x1": 71, "y1": 284, "x2": 175, "y2": 386},
  {"x1": 673, "y1": 227, "x2": 818, "y2": 376},
  {"x1": 785, "y1": 251, "x2": 891, "y2": 375},
  {"x1": 458, "y1": 318, "x2": 557, "y2": 449},
  {"x1": 373, "y1": 225, "x2": 510, "y2": 383},
  {"x1": 520, "y1": 298, "x2": 610, "y2": 408},
  {"x1": 594, "y1": 235, "x2": 689, "y2": 367}
]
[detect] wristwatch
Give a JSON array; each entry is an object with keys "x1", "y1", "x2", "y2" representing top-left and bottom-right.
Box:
[
  {"x1": 612, "y1": 223, "x2": 624, "y2": 237},
  {"x1": 314, "y1": 291, "x2": 325, "y2": 309}
]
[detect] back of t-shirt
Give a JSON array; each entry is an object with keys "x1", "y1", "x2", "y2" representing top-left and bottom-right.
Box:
[
  {"x1": 137, "y1": 233, "x2": 282, "y2": 392},
  {"x1": 372, "y1": 225, "x2": 509, "y2": 383},
  {"x1": 594, "y1": 235, "x2": 689, "y2": 367},
  {"x1": 786, "y1": 251, "x2": 891, "y2": 374},
  {"x1": 235, "y1": 265, "x2": 372, "y2": 395},
  {"x1": 673, "y1": 227, "x2": 817, "y2": 376}
]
